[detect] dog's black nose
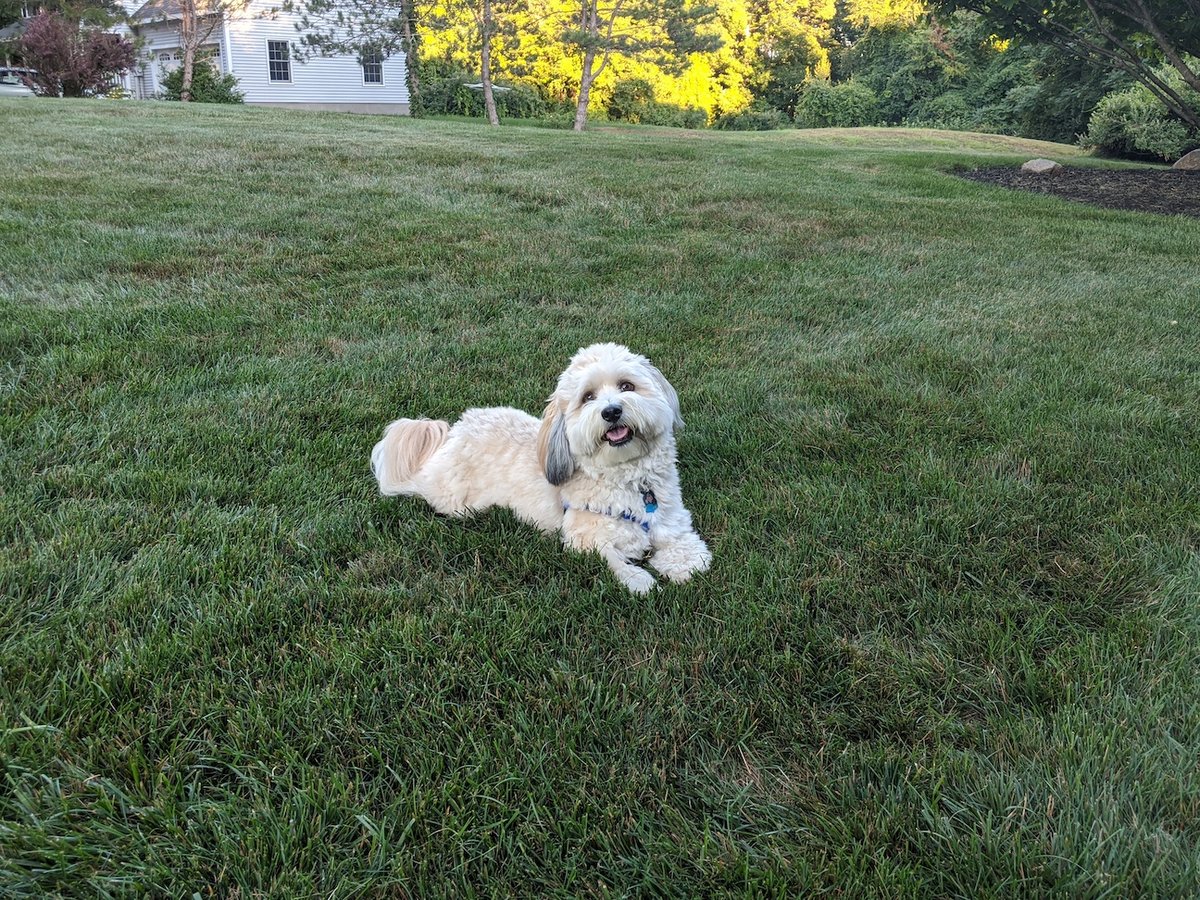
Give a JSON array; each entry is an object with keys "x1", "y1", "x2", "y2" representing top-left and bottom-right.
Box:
[{"x1": 601, "y1": 404, "x2": 623, "y2": 423}]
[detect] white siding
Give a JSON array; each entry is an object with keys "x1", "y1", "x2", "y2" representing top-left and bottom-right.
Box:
[
  {"x1": 225, "y1": 0, "x2": 408, "y2": 110},
  {"x1": 120, "y1": 18, "x2": 227, "y2": 98}
]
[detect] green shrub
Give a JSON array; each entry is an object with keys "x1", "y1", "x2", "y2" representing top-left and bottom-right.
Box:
[
  {"x1": 420, "y1": 72, "x2": 547, "y2": 120},
  {"x1": 904, "y1": 90, "x2": 972, "y2": 130},
  {"x1": 641, "y1": 104, "x2": 707, "y2": 129},
  {"x1": 606, "y1": 78, "x2": 656, "y2": 122},
  {"x1": 795, "y1": 78, "x2": 881, "y2": 128},
  {"x1": 162, "y1": 61, "x2": 243, "y2": 103},
  {"x1": 419, "y1": 74, "x2": 479, "y2": 116},
  {"x1": 712, "y1": 103, "x2": 788, "y2": 131},
  {"x1": 605, "y1": 78, "x2": 706, "y2": 129},
  {"x1": 1083, "y1": 70, "x2": 1200, "y2": 162}
]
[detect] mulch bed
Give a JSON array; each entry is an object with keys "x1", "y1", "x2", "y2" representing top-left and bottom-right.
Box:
[{"x1": 959, "y1": 165, "x2": 1200, "y2": 218}]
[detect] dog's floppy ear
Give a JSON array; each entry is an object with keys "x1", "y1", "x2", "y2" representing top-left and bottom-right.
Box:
[
  {"x1": 646, "y1": 361, "x2": 684, "y2": 432},
  {"x1": 537, "y1": 399, "x2": 575, "y2": 486}
]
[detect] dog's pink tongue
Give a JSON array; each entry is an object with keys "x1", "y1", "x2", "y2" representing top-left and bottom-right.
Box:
[{"x1": 606, "y1": 425, "x2": 631, "y2": 443}]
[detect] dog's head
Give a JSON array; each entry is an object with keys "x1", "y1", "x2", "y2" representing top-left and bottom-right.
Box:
[{"x1": 537, "y1": 343, "x2": 682, "y2": 486}]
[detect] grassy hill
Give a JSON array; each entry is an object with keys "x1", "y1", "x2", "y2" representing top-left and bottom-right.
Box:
[{"x1": 2, "y1": 100, "x2": 1198, "y2": 896}]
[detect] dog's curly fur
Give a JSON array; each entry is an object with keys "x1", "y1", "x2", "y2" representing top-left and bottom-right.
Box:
[{"x1": 371, "y1": 343, "x2": 711, "y2": 593}]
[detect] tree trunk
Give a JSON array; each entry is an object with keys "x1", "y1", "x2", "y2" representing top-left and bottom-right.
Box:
[
  {"x1": 181, "y1": 44, "x2": 195, "y2": 102},
  {"x1": 480, "y1": 0, "x2": 499, "y2": 126},
  {"x1": 399, "y1": 0, "x2": 420, "y2": 114},
  {"x1": 571, "y1": 0, "x2": 611, "y2": 132},
  {"x1": 179, "y1": 0, "x2": 196, "y2": 102},
  {"x1": 573, "y1": 46, "x2": 596, "y2": 131}
]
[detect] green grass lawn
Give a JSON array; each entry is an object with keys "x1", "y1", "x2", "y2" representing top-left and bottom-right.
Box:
[{"x1": 2, "y1": 99, "x2": 1198, "y2": 896}]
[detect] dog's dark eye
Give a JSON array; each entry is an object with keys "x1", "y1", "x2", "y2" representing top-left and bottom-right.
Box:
[
  {"x1": 618, "y1": 381, "x2": 635, "y2": 392},
  {"x1": 582, "y1": 391, "x2": 595, "y2": 403}
]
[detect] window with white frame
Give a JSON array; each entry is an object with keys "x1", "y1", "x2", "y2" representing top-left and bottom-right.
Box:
[
  {"x1": 362, "y1": 48, "x2": 383, "y2": 85},
  {"x1": 267, "y1": 41, "x2": 291, "y2": 82}
]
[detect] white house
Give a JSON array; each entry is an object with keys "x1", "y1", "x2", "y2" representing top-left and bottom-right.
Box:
[{"x1": 115, "y1": 0, "x2": 409, "y2": 113}]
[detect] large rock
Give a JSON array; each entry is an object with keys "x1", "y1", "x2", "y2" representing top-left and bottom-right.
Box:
[
  {"x1": 1021, "y1": 158, "x2": 1064, "y2": 175},
  {"x1": 1174, "y1": 149, "x2": 1200, "y2": 171}
]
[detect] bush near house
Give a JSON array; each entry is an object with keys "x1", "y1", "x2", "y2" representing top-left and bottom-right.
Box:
[{"x1": 162, "y1": 61, "x2": 244, "y2": 103}]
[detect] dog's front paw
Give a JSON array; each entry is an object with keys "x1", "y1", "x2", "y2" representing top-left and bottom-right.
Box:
[
  {"x1": 619, "y1": 565, "x2": 658, "y2": 595},
  {"x1": 650, "y1": 539, "x2": 712, "y2": 583}
]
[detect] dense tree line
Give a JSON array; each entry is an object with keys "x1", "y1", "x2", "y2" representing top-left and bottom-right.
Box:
[{"x1": 398, "y1": 0, "x2": 1198, "y2": 154}]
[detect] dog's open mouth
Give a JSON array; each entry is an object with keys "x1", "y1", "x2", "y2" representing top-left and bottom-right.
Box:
[{"x1": 604, "y1": 425, "x2": 633, "y2": 446}]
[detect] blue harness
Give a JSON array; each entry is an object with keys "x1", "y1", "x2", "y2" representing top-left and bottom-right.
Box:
[{"x1": 563, "y1": 486, "x2": 658, "y2": 534}]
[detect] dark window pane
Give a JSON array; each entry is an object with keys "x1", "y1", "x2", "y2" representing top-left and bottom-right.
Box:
[
  {"x1": 363, "y1": 49, "x2": 383, "y2": 84},
  {"x1": 268, "y1": 41, "x2": 290, "y2": 82}
]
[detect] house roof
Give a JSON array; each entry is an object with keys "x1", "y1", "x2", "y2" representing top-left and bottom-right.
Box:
[
  {"x1": 0, "y1": 18, "x2": 29, "y2": 42},
  {"x1": 129, "y1": 0, "x2": 223, "y2": 22}
]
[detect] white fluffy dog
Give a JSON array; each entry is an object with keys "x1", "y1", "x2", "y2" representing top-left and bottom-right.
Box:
[{"x1": 370, "y1": 343, "x2": 712, "y2": 593}]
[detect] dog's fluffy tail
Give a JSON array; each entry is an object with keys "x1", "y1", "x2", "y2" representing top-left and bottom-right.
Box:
[{"x1": 371, "y1": 418, "x2": 450, "y2": 496}]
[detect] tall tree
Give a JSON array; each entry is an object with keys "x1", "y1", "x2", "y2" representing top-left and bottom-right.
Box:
[
  {"x1": 422, "y1": 0, "x2": 507, "y2": 123},
  {"x1": 477, "y1": 0, "x2": 498, "y2": 122},
  {"x1": 565, "y1": 0, "x2": 722, "y2": 130},
  {"x1": 929, "y1": 0, "x2": 1200, "y2": 128}
]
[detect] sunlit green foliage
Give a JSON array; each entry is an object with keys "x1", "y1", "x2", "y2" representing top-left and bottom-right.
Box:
[
  {"x1": 411, "y1": 0, "x2": 1111, "y2": 137},
  {"x1": 839, "y1": 0, "x2": 924, "y2": 29},
  {"x1": 419, "y1": 0, "x2": 837, "y2": 118},
  {"x1": 282, "y1": 0, "x2": 1193, "y2": 146},
  {"x1": 605, "y1": 77, "x2": 707, "y2": 126}
]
